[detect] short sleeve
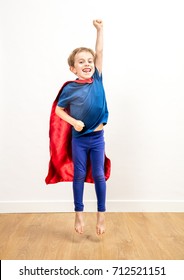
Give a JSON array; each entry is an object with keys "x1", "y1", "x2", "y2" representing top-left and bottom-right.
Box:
[
  {"x1": 57, "y1": 86, "x2": 71, "y2": 108},
  {"x1": 93, "y1": 67, "x2": 103, "y2": 81}
]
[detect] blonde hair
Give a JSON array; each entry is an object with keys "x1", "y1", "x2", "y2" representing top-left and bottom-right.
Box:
[{"x1": 67, "y1": 47, "x2": 95, "y2": 67}]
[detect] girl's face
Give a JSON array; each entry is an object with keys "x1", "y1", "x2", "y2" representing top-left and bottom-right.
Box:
[{"x1": 70, "y1": 51, "x2": 95, "y2": 80}]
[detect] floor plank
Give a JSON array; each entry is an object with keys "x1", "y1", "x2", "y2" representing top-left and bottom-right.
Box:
[{"x1": 0, "y1": 212, "x2": 184, "y2": 260}]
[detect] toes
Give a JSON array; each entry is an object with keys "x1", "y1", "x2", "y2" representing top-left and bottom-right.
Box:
[
  {"x1": 75, "y1": 226, "x2": 84, "y2": 234},
  {"x1": 96, "y1": 226, "x2": 105, "y2": 235},
  {"x1": 74, "y1": 212, "x2": 84, "y2": 234},
  {"x1": 74, "y1": 224, "x2": 84, "y2": 234}
]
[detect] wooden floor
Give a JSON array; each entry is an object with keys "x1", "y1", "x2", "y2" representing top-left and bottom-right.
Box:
[{"x1": 0, "y1": 212, "x2": 184, "y2": 260}]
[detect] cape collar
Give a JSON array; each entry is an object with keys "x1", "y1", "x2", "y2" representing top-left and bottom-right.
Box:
[{"x1": 74, "y1": 77, "x2": 94, "y2": 84}]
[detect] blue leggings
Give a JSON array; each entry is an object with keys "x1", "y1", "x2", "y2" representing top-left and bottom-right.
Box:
[{"x1": 72, "y1": 130, "x2": 106, "y2": 212}]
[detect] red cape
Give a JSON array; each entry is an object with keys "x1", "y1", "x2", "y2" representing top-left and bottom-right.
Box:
[{"x1": 45, "y1": 79, "x2": 111, "y2": 184}]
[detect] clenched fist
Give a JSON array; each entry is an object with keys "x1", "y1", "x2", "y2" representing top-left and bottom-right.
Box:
[
  {"x1": 73, "y1": 120, "x2": 85, "y2": 132},
  {"x1": 93, "y1": 19, "x2": 103, "y2": 30}
]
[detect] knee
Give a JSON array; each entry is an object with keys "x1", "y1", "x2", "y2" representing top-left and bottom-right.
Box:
[
  {"x1": 74, "y1": 169, "x2": 86, "y2": 182},
  {"x1": 92, "y1": 169, "x2": 105, "y2": 182}
]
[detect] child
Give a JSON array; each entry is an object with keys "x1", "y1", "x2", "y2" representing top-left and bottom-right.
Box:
[{"x1": 46, "y1": 20, "x2": 110, "y2": 235}]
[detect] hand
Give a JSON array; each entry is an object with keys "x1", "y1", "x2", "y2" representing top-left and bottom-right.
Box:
[
  {"x1": 73, "y1": 120, "x2": 85, "y2": 132},
  {"x1": 93, "y1": 19, "x2": 103, "y2": 30}
]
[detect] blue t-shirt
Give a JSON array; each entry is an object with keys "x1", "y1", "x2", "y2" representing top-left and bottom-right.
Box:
[{"x1": 57, "y1": 68, "x2": 109, "y2": 137}]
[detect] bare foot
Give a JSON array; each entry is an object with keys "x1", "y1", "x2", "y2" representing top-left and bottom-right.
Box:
[
  {"x1": 96, "y1": 212, "x2": 105, "y2": 235},
  {"x1": 75, "y1": 212, "x2": 84, "y2": 234}
]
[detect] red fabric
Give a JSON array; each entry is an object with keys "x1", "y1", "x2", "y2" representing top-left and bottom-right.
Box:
[{"x1": 45, "y1": 80, "x2": 111, "y2": 185}]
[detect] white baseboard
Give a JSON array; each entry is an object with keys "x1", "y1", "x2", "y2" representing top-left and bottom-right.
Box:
[{"x1": 0, "y1": 200, "x2": 184, "y2": 213}]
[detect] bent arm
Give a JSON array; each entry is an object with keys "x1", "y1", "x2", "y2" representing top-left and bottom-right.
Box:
[{"x1": 55, "y1": 106, "x2": 85, "y2": 132}]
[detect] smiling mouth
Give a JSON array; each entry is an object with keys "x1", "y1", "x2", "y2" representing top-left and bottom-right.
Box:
[{"x1": 82, "y1": 68, "x2": 91, "y2": 73}]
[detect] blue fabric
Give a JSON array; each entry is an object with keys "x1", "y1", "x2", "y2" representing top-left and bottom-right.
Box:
[
  {"x1": 57, "y1": 68, "x2": 108, "y2": 137},
  {"x1": 72, "y1": 130, "x2": 106, "y2": 212}
]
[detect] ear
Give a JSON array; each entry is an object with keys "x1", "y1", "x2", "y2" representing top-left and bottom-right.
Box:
[{"x1": 70, "y1": 66, "x2": 77, "y2": 75}]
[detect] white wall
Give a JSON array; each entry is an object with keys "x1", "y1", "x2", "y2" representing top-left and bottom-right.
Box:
[{"x1": 0, "y1": 0, "x2": 184, "y2": 213}]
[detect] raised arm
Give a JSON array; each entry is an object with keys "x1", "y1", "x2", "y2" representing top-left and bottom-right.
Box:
[{"x1": 93, "y1": 19, "x2": 103, "y2": 74}]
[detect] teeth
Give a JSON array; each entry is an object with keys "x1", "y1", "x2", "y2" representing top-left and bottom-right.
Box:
[{"x1": 83, "y1": 68, "x2": 91, "y2": 72}]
